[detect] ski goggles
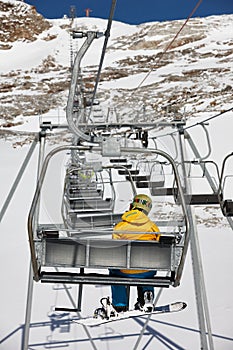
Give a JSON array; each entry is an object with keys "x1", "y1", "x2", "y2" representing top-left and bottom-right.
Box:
[{"x1": 133, "y1": 198, "x2": 152, "y2": 209}]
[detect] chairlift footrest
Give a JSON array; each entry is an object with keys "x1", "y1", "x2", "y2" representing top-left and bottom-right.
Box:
[
  {"x1": 55, "y1": 307, "x2": 78, "y2": 312},
  {"x1": 40, "y1": 272, "x2": 173, "y2": 287}
]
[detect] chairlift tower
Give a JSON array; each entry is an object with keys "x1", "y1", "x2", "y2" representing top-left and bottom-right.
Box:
[
  {"x1": 70, "y1": 5, "x2": 76, "y2": 20},
  {"x1": 84, "y1": 8, "x2": 92, "y2": 17},
  {"x1": 69, "y1": 5, "x2": 78, "y2": 68}
]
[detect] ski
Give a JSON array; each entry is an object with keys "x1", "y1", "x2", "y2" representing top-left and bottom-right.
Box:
[{"x1": 73, "y1": 301, "x2": 187, "y2": 327}]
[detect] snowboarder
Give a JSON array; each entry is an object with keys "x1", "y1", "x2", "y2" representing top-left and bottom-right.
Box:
[{"x1": 109, "y1": 194, "x2": 160, "y2": 313}]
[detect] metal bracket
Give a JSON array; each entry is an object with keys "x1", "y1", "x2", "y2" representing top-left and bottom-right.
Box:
[{"x1": 102, "y1": 138, "x2": 121, "y2": 157}]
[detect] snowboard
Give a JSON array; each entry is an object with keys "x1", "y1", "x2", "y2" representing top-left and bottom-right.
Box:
[{"x1": 73, "y1": 301, "x2": 187, "y2": 327}]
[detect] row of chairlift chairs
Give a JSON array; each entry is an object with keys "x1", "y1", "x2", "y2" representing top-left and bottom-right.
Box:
[{"x1": 28, "y1": 142, "x2": 233, "y2": 297}]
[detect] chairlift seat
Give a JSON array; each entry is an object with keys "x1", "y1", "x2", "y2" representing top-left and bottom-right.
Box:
[
  {"x1": 177, "y1": 194, "x2": 220, "y2": 205},
  {"x1": 136, "y1": 181, "x2": 149, "y2": 188},
  {"x1": 68, "y1": 198, "x2": 113, "y2": 211},
  {"x1": 221, "y1": 199, "x2": 233, "y2": 216},
  {"x1": 110, "y1": 158, "x2": 127, "y2": 163},
  {"x1": 43, "y1": 237, "x2": 174, "y2": 270},
  {"x1": 150, "y1": 187, "x2": 177, "y2": 196},
  {"x1": 39, "y1": 236, "x2": 177, "y2": 287},
  {"x1": 149, "y1": 180, "x2": 165, "y2": 188},
  {"x1": 67, "y1": 189, "x2": 102, "y2": 200},
  {"x1": 68, "y1": 188, "x2": 101, "y2": 195},
  {"x1": 68, "y1": 183, "x2": 97, "y2": 190},
  {"x1": 113, "y1": 164, "x2": 132, "y2": 169},
  {"x1": 71, "y1": 213, "x2": 123, "y2": 228},
  {"x1": 118, "y1": 169, "x2": 140, "y2": 175},
  {"x1": 126, "y1": 175, "x2": 149, "y2": 181},
  {"x1": 69, "y1": 208, "x2": 113, "y2": 213}
]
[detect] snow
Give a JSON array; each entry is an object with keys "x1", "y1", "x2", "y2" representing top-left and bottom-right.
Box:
[
  {"x1": 1, "y1": 0, "x2": 16, "y2": 4},
  {"x1": 0, "y1": 30, "x2": 70, "y2": 72},
  {"x1": 0, "y1": 8, "x2": 233, "y2": 350},
  {"x1": 100, "y1": 72, "x2": 164, "y2": 90}
]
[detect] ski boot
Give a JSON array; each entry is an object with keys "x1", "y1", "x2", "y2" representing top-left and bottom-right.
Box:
[{"x1": 93, "y1": 297, "x2": 118, "y2": 320}]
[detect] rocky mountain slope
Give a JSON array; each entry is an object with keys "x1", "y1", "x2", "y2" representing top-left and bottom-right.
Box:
[
  {"x1": 0, "y1": 0, "x2": 232, "y2": 129},
  {"x1": 0, "y1": 0, "x2": 51, "y2": 48},
  {"x1": 0, "y1": 0, "x2": 70, "y2": 126}
]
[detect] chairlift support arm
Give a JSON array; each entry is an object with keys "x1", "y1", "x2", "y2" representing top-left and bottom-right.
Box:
[
  {"x1": 218, "y1": 152, "x2": 233, "y2": 194},
  {"x1": 66, "y1": 31, "x2": 104, "y2": 142}
]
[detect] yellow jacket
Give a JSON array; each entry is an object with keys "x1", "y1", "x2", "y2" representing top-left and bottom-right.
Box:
[{"x1": 113, "y1": 209, "x2": 160, "y2": 274}]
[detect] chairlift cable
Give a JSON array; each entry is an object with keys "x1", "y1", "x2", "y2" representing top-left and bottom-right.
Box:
[
  {"x1": 136, "y1": 0, "x2": 203, "y2": 89},
  {"x1": 152, "y1": 105, "x2": 233, "y2": 140},
  {"x1": 184, "y1": 106, "x2": 233, "y2": 131},
  {"x1": 86, "y1": 0, "x2": 117, "y2": 125}
]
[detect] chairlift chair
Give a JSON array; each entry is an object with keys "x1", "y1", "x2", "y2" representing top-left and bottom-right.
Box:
[{"x1": 28, "y1": 145, "x2": 189, "y2": 292}]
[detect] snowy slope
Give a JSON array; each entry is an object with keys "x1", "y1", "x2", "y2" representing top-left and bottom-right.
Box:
[
  {"x1": 0, "y1": 0, "x2": 232, "y2": 130},
  {"x1": 0, "y1": 1, "x2": 233, "y2": 349}
]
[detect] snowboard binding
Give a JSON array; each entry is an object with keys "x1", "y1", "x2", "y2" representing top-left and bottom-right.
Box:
[
  {"x1": 134, "y1": 290, "x2": 154, "y2": 313},
  {"x1": 93, "y1": 297, "x2": 118, "y2": 320},
  {"x1": 143, "y1": 291, "x2": 154, "y2": 313}
]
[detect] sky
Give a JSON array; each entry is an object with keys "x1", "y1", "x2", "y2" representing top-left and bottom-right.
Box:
[{"x1": 25, "y1": 0, "x2": 233, "y2": 24}]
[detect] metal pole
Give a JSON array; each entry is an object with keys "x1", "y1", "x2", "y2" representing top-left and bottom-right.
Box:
[
  {"x1": 22, "y1": 133, "x2": 46, "y2": 350},
  {"x1": 22, "y1": 265, "x2": 34, "y2": 350},
  {"x1": 178, "y1": 128, "x2": 214, "y2": 350},
  {"x1": 189, "y1": 212, "x2": 214, "y2": 350},
  {"x1": 77, "y1": 268, "x2": 84, "y2": 311},
  {"x1": 0, "y1": 137, "x2": 38, "y2": 222},
  {"x1": 133, "y1": 287, "x2": 164, "y2": 350},
  {"x1": 187, "y1": 208, "x2": 212, "y2": 350}
]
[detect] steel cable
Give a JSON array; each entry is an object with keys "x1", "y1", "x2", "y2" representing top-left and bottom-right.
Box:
[
  {"x1": 86, "y1": 0, "x2": 117, "y2": 124},
  {"x1": 137, "y1": 0, "x2": 203, "y2": 89},
  {"x1": 152, "y1": 106, "x2": 233, "y2": 140}
]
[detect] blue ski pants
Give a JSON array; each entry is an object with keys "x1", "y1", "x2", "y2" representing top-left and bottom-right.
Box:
[{"x1": 109, "y1": 269, "x2": 156, "y2": 307}]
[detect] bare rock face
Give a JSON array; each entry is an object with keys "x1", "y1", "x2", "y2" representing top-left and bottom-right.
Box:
[{"x1": 0, "y1": 0, "x2": 51, "y2": 47}]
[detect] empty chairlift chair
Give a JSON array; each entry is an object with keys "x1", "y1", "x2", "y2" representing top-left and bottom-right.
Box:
[
  {"x1": 219, "y1": 153, "x2": 233, "y2": 216},
  {"x1": 63, "y1": 165, "x2": 114, "y2": 228},
  {"x1": 149, "y1": 162, "x2": 165, "y2": 195}
]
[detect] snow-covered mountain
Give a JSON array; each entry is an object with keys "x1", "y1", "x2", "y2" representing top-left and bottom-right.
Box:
[{"x1": 0, "y1": 0, "x2": 232, "y2": 131}]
